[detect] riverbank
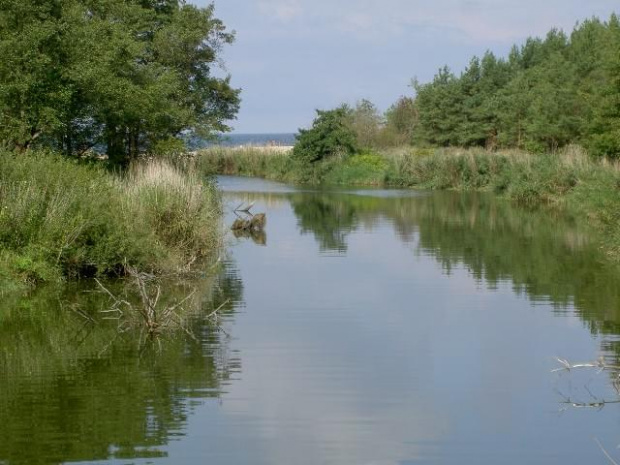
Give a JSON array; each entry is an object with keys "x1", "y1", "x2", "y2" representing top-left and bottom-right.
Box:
[
  {"x1": 196, "y1": 145, "x2": 620, "y2": 261},
  {"x1": 0, "y1": 150, "x2": 222, "y2": 290}
]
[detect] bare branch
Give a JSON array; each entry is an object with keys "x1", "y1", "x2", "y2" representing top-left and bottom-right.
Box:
[{"x1": 595, "y1": 438, "x2": 620, "y2": 465}]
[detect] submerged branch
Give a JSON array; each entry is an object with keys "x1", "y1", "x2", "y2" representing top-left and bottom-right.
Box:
[{"x1": 551, "y1": 357, "x2": 620, "y2": 374}]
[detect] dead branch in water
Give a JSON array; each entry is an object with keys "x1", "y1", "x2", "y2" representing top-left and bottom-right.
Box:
[
  {"x1": 234, "y1": 201, "x2": 255, "y2": 213},
  {"x1": 552, "y1": 357, "x2": 620, "y2": 373},
  {"x1": 95, "y1": 269, "x2": 202, "y2": 341},
  {"x1": 554, "y1": 358, "x2": 620, "y2": 462}
]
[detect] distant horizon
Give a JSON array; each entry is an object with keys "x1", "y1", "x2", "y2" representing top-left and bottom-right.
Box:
[{"x1": 223, "y1": 131, "x2": 297, "y2": 135}]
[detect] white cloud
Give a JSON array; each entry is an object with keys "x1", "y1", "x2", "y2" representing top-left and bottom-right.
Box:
[
  {"x1": 258, "y1": 0, "x2": 304, "y2": 22},
  {"x1": 251, "y1": 0, "x2": 614, "y2": 44}
]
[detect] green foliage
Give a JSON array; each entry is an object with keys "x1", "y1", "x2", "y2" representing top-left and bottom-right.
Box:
[
  {"x1": 0, "y1": 267, "x2": 242, "y2": 464},
  {"x1": 348, "y1": 99, "x2": 383, "y2": 149},
  {"x1": 152, "y1": 137, "x2": 189, "y2": 159},
  {"x1": 0, "y1": 0, "x2": 240, "y2": 164},
  {"x1": 323, "y1": 152, "x2": 389, "y2": 185},
  {"x1": 409, "y1": 14, "x2": 620, "y2": 157},
  {"x1": 384, "y1": 96, "x2": 418, "y2": 145},
  {"x1": 0, "y1": 149, "x2": 221, "y2": 286},
  {"x1": 292, "y1": 106, "x2": 359, "y2": 165}
]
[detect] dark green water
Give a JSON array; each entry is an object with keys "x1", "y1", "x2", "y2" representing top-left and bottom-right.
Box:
[{"x1": 2, "y1": 175, "x2": 620, "y2": 464}]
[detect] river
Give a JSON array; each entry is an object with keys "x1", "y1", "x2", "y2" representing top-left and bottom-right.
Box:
[{"x1": 2, "y1": 175, "x2": 620, "y2": 464}]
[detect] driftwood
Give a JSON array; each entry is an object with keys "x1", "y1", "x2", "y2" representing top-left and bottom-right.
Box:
[
  {"x1": 231, "y1": 210, "x2": 266, "y2": 245},
  {"x1": 231, "y1": 213, "x2": 266, "y2": 232}
]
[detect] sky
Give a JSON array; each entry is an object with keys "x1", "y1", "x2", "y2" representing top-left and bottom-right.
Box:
[{"x1": 191, "y1": 0, "x2": 619, "y2": 134}]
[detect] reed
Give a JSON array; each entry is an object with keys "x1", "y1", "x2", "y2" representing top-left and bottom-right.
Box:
[
  {"x1": 0, "y1": 150, "x2": 222, "y2": 287},
  {"x1": 196, "y1": 146, "x2": 295, "y2": 181}
]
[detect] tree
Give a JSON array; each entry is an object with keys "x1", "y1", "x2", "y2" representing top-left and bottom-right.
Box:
[
  {"x1": 586, "y1": 14, "x2": 620, "y2": 158},
  {"x1": 384, "y1": 96, "x2": 417, "y2": 145},
  {"x1": 292, "y1": 106, "x2": 358, "y2": 164},
  {"x1": 348, "y1": 99, "x2": 383, "y2": 149},
  {"x1": 413, "y1": 67, "x2": 463, "y2": 146},
  {"x1": 0, "y1": 0, "x2": 76, "y2": 151},
  {"x1": 402, "y1": 14, "x2": 620, "y2": 154},
  {"x1": 0, "y1": 0, "x2": 240, "y2": 164}
]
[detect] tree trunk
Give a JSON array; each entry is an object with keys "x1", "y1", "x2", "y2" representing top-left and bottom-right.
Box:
[{"x1": 106, "y1": 125, "x2": 126, "y2": 166}]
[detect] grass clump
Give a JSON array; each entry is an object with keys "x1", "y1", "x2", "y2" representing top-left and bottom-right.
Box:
[
  {"x1": 323, "y1": 152, "x2": 389, "y2": 186},
  {"x1": 0, "y1": 150, "x2": 221, "y2": 287},
  {"x1": 122, "y1": 160, "x2": 221, "y2": 267},
  {"x1": 197, "y1": 146, "x2": 294, "y2": 181}
]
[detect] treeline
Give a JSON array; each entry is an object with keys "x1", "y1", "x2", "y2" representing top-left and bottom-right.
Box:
[
  {"x1": 316, "y1": 14, "x2": 620, "y2": 158},
  {"x1": 0, "y1": 0, "x2": 239, "y2": 165},
  {"x1": 413, "y1": 14, "x2": 620, "y2": 156}
]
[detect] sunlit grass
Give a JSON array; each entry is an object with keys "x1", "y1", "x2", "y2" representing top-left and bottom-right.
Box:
[{"x1": 0, "y1": 150, "x2": 222, "y2": 287}]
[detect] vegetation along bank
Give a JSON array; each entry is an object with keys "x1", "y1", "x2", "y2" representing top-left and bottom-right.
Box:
[
  {"x1": 198, "y1": 14, "x2": 620, "y2": 262},
  {"x1": 0, "y1": 151, "x2": 222, "y2": 290},
  {"x1": 0, "y1": 1, "x2": 239, "y2": 289}
]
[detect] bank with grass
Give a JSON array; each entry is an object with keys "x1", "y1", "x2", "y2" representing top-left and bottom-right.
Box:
[
  {"x1": 0, "y1": 150, "x2": 222, "y2": 290},
  {"x1": 196, "y1": 144, "x2": 620, "y2": 262}
]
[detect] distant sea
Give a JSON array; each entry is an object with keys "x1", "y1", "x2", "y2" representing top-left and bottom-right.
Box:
[{"x1": 189, "y1": 133, "x2": 297, "y2": 149}]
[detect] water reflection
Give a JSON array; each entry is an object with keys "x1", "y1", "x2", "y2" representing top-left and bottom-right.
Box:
[
  {"x1": 222, "y1": 182, "x2": 620, "y2": 407},
  {"x1": 228, "y1": 188, "x2": 620, "y2": 339},
  {"x1": 215, "y1": 183, "x2": 620, "y2": 464},
  {"x1": 232, "y1": 227, "x2": 267, "y2": 246},
  {"x1": 291, "y1": 194, "x2": 359, "y2": 253},
  {"x1": 5, "y1": 175, "x2": 620, "y2": 465},
  {"x1": 0, "y1": 264, "x2": 243, "y2": 465}
]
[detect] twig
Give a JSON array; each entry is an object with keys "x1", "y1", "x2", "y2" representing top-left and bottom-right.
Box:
[
  {"x1": 551, "y1": 357, "x2": 620, "y2": 373},
  {"x1": 70, "y1": 305, "x2": 96, "y2": 324},
  {"x1": 234, "y1": 201, "x2": 254, "y2": 213},
  {"x1": 167, "y1": 289, "x2": 198, "y2": 314},
  {"x1": 95, "y1": 278, "x2": 119, "y2": 301},
  {"x1": 205, "y1": 299, "x2": 230, "y2": 320},
  {"x1": 595, "y1": 438, "x2": 619, "y2": 465}
]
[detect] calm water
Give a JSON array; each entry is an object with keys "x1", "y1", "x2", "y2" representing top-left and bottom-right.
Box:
[{"x1": 2, "y1": 176, "x2": 620, "y2": 464}]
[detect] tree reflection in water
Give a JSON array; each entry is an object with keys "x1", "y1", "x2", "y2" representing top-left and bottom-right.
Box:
[{"x1": 0, "y1": 263, "x2": 243, "y2": 465}]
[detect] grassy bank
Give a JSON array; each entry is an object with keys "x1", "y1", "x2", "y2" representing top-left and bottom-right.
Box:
[
  {"x1": 0, "y1": 150, "x2": 221, "y2": 289},
  {"x1": 197, "y1": 145, "x2": 620, "y2": 260},
  {"x1": 196, "y1": 146, "x2": 295, "y2": 181}
]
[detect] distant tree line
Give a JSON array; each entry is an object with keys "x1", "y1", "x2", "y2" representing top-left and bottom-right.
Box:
[
  {"x1": 0, "y1": 0, "x2": 240, "y2": 165},
  {"x1": 295, "y1": 14, "x2": 620, "y2": 160},
  {"x1": 413, "y1": 14, "x2": 620, "y2": 156}
]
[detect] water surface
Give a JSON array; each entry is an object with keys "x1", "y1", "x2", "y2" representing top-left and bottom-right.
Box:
[{"x1": 2, "y1": 176, "x2": 620, "y2": 464}]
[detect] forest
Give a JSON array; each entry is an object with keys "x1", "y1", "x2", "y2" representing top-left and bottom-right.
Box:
[{"x1": 331, "y1": 14, "x2": 620, "y2": 158}]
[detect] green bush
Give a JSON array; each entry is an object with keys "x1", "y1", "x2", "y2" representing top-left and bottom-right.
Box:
[
  {"x1": 0, "y1": 150, "x2": 221, "y2": 286},
  {"x1": 292, "y1": 106, "x2": 359, "y2": 165},
  {"x1": 324, "y1": 153, "x2": 389, "y2": 186}
]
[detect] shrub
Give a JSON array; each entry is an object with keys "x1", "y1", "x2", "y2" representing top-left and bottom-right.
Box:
[
  {"x1": 323, "y1": 152, "x2": 389, "y2": 186},
  {"x1": 0, "y1": 150, "x2": 221, "y2": 286},
  {"x1": 292, "y1": 106, "x2": 359, "y2": 165}
]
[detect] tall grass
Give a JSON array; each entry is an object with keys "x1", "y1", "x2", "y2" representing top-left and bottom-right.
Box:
[
  {"x1": 123, "y1": 160, "x2": 221, "y2": 266},
  {"x1": 0, "y1": 150, "x2": 221, "y2": 286},
  {"x1": 387, "y1": 147, "x2": 618, "y2": 204},
  {"x1": 196, "y1": 147, "x2": 295, "y2": 181}
]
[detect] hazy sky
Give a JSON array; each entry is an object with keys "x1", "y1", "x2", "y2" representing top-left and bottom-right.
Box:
[{"x1": 192, "y1": 1, "x2": 619, "y2": 133}]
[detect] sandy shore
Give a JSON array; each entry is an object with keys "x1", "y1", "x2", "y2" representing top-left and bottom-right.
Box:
[
  {"x1": 195, "y1": 145, "x2": 294, "y2": 154},
  {"x1": 245, "y1": 145, "x2": 293, "y2": 153}
]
